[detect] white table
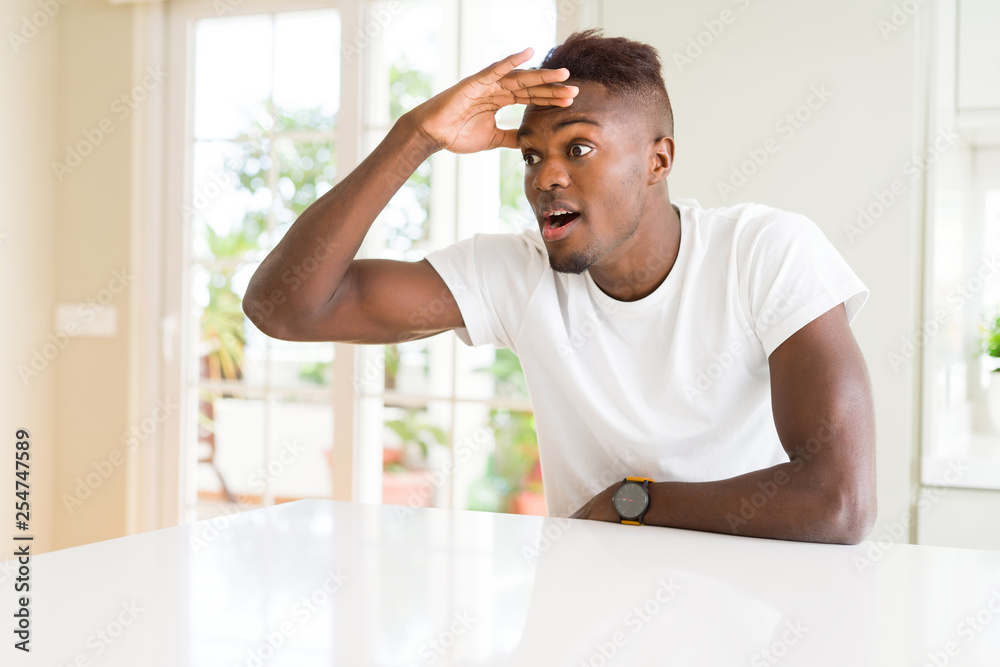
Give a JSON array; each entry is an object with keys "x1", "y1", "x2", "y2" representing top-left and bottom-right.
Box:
[{"x1": 4, "y1": 499, "x2": 1000, "y2": 665}]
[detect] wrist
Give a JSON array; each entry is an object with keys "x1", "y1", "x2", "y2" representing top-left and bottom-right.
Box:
[{"x1": 398, "y1": 109, "x2": 443, "y2": 157}]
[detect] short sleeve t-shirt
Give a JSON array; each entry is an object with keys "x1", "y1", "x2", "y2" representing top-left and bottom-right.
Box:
[{"x1": 423, "y1": 198, "x2": 869, "y2": 518}]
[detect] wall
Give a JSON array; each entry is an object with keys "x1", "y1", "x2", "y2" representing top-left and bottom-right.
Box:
[
  {"x1": 1, "y1": 0, "x2": 59, "y2": 557},
  {"x1": 602, "y1": 0, "x2": 927, "y2": 542},
  {"x1": 1, "y1": 0, "x2": 136, "y2": 555},
  {"x1": 51, "y1": 0, "x2": 135, "y2": 550}
]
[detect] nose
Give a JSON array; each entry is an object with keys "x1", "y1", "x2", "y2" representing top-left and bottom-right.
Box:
[{"x1": 530, "y1": 155, "x2": 570, "y2": 192}]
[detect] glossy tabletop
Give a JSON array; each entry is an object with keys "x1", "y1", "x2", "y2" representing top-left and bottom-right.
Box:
[{"x1": 4, "y1": 499, "x2": 1000, "y2": 666}]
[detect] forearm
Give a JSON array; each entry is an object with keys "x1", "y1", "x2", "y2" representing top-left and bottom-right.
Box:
[
  {"x1": 244, "y1": 111, "x2": 438, "y2": 330},
  {"x1": 642, "y1": 457, "x2": 875, "y2": 545}
]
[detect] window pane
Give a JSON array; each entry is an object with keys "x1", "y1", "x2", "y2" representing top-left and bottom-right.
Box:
[
  {"x1": 275, "y1": 138, "x2": 337, "y2": 220},
  {"x1": 365, "y1": 0, "x2": 444, "y2": 127},
  {"x1": 268, "y1": 395, "x2": 335, "y2": 501},
  {"x1": 193, "y1": 264, "x2": 260, "y2": 386},
  {"x1": 455, "y1": 403, "x2": 543, "y2": 516},
  {"x1": 194, "y1": 15, "x2": 274, "y2": 140},
  {"x1": 196, "y1": 390, "x2": 266, "y2": 512},
  {"x1": 382, "y1": 401, "x2": 452, "y2": 508},
  {"x1": 268, "y1": 340, "x2": 335, "y2": 390},
  {"x1": 191, "y1": 140, "x2": 272, "y2": 264},
  {"x1": 273, "y1": 10, "x2": 341, "y2": 121}
]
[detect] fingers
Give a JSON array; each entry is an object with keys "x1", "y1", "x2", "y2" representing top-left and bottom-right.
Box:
[
  {"x1": 500, "y1": 66, "x2": 571, "y2": 91},
  {"x1": 494, "y1": 128, "x2": 520, "y2": 150},
  {"x1": 510, "y1": 82, "x2": 578, "y2": 104},
  {"x1": 478, "y1": 47, "x2": 536, "y2": 84}
]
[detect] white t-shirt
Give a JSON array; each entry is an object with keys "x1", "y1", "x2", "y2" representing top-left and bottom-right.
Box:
[{"x1": 423, "y1": 198, "x2": 869, "y2": 518}]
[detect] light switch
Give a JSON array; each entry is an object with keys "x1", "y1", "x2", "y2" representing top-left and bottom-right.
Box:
[{"x1": 55, "y1": 303, "x2": 118, "y2": 338}]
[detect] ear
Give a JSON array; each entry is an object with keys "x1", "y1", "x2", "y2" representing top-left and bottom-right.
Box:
[{"x1": 647, "y1": 135, "x2": 675, "y2": 185}]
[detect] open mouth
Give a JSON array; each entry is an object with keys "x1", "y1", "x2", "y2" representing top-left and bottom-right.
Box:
[{"x1": 546, "y1": 211, "x2": 581, "y2": 228}]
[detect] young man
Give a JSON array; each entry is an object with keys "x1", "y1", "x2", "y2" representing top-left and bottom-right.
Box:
[{"x1": 243, "y1": 30, "x2": 876, "y2": 545}]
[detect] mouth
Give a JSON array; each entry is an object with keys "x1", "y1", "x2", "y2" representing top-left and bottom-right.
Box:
[{"x1": 541, "y1": 207, "x2": 582, "y2": 241}]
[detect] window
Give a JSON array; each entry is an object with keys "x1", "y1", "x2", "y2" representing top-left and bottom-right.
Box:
[
  {"x1": 354, "y1": 0, "x2": 556, "y2": 515},
  {"x1": 167, "y1": 0, "x2": 557, "y2": 523}
]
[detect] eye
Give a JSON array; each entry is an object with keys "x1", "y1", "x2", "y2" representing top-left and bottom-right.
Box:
[
  {"x1": 569, "y1": 144, "x2": 593, "y2": 158},
  {"x1": 523, "y1": 153, "x2": 540, "y2": 166}
]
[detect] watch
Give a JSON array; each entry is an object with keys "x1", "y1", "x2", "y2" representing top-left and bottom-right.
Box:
[{"x1": 612, "y1": 476, "x2": 655, "y2": 525}]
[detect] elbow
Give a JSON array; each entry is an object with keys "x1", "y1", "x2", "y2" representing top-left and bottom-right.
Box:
[
  {"x1": 825, "y1": 484, "x2": 877, "y2": 546},
  {"x1": 242, "y1": 291, "x2": 292, "y2": 340}
]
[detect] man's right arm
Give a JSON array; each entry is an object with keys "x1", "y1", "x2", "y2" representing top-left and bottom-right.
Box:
[
  {"x1": 242, "y1": 112, "x2": 456, "y2": 344},
  {"x1": 242, "y1": 47, "x2": 577, "y2": 344}
]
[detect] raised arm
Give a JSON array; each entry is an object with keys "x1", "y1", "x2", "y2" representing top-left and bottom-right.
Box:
[{"x1": 242, "y1": 47, "x2": 578, "y2": 343}]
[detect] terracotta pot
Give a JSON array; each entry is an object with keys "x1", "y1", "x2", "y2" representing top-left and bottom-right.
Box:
[
  {"x1": 382, "y1": 470, "x2": 435, "y2": 507},
  {"x1": 511, "y1": 490, "x2": 547, "y2": 516}
]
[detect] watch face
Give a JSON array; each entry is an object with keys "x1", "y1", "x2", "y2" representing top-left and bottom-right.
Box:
[{"x1": 613, "y1": 482, "x2": 648, "y2": 520}]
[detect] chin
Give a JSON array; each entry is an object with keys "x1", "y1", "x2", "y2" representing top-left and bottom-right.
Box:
[{"x1": 548, "y1": 251, "x2": 593, "y2": 275}]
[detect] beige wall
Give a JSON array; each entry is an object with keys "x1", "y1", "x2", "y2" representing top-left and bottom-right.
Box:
[
  {"x1": 603, "y1": 0, "x2": 926, "y2": 541},
  {"x1": 52, "y1": 0, "x2": 134, "y2": 551},
  {"x1": 2, "y1": 0, "x2": 135, "y2": 555},
  {"x1": 1, "y1": 0, "x2": 59, "y2": 556}
]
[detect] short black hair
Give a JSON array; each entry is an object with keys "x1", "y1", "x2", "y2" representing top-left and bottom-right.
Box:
[{"x1": 539, "y1": 29, "x2": 673, "y2": 140}]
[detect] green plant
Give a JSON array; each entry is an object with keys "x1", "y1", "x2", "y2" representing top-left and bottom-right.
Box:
[
  {"x1": 384, "y1": 408, "x2": 447, "y2": 469},
  {"x1": 201, "y1": 225, "x2": 258, "y2": 382},
  {"x1": 467, "y1": 350, "x2": 542, "y2": 512},
  {"x1": 298, "y1": 361, "x2": 330, "y2": 385},
  {"x1": 979, "y1": 306, "x2": 1000, "y2": 371}
]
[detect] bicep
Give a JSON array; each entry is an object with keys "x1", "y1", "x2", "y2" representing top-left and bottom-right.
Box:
[
  {"x1": 285, "y1": 258, "x2": 466, "y2": 343},
  {"x1": 767, "y1": 303, "x2": 876, "y2": 489}
]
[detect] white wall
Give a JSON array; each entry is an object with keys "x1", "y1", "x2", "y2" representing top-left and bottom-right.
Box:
[
  {"x1": 0, "y1": 1, "x2": 59, "y2": 555},
  {"x1": 602, "y1": 0, "x2": 928, "y2": 542}
]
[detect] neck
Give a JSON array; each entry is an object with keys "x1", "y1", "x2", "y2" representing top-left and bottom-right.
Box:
[{"x1": 587, "y1": 195, "x2": 681, "y2": 302}]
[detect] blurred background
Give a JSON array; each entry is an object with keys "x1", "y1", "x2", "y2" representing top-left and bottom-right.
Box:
[{"x1": 1, "y1": 0, "x2": 998, "y2": 555}]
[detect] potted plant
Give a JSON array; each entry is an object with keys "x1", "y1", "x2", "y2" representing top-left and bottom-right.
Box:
[
  {"x1": 978, "y1": 307, "x2": 1000, "y2": 434},
  {"x1": 467, "y1": 349, "x2": 546, "y2": 515},
  {"x1": 382, "y1": 408, "x2": 446, "y2": 507}
]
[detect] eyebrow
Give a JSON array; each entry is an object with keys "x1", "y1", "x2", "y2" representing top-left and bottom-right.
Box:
[{"x1": 516, "y1": 116, "x2": 603, "y2": 143}]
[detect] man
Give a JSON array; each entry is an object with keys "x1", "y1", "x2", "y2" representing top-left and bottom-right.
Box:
[{"x1": 243, "y1": 30, "x2": 876, "y2": 545}]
